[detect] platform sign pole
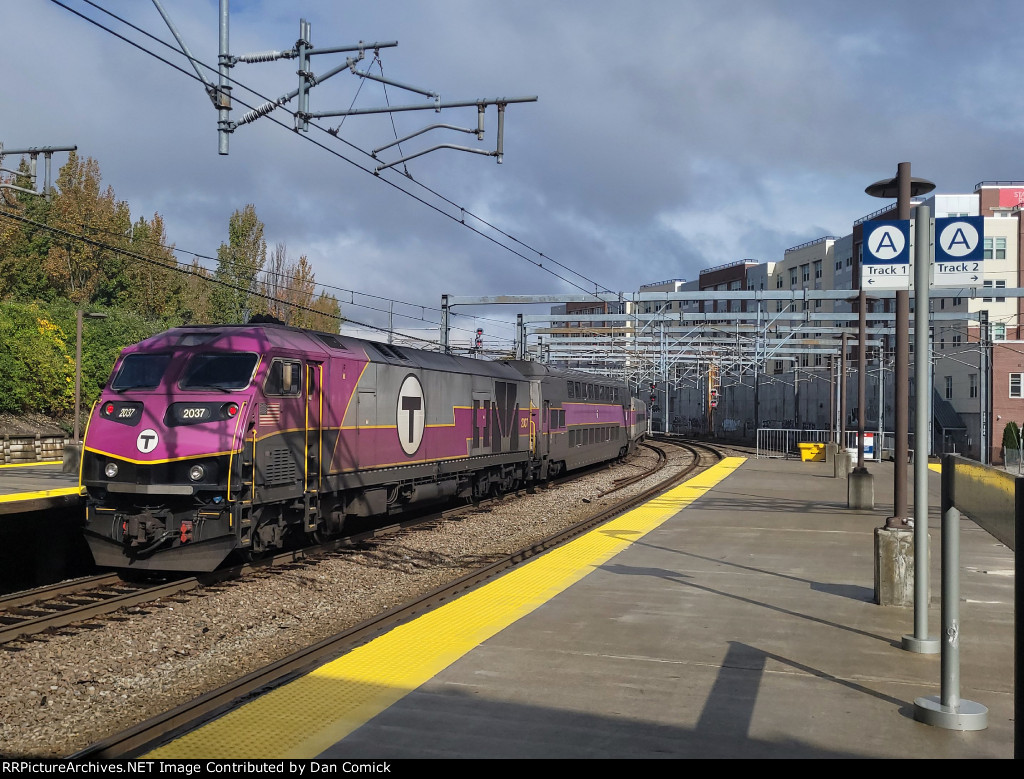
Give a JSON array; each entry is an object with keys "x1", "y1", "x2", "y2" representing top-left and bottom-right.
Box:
[
  {"x1": 913, "y1": 455, "x2": 988, "y2": 729},
  {"x1": 904, "y1": 206, "x2": 939, "y2": 654}
]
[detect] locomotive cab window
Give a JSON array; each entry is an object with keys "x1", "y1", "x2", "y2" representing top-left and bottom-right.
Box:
[
  {"x1": 264, "y1": 359, "x2": 302, "y2": 396},
  {"x1": 111, "y1": 353, "x2": 173, "y2": 390},
  {"x1": 180, "y1": 352, "x2": 259, "y2": 391}
]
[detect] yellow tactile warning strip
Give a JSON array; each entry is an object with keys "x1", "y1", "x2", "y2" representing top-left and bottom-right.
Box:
[
  {"x1": 0, "y1": 486, "x2": 81, "y2": 503},
  {"x1": 147, "y1": 457, "x2": 746, "y2": 759}
]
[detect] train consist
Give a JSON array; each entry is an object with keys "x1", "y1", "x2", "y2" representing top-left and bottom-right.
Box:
[{"x1": 80, "y1": 323, "x2": 647, "y2": 573}]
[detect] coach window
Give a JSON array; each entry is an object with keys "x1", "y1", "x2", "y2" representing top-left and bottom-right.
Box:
[
  {"x1": 568, "y1": 381, "x2": 575, "y2": 399},
  {"x1": 264, "y1": 359, "x2": 303, "y2": 396}
]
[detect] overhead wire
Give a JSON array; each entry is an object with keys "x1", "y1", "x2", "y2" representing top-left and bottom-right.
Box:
[
  {"x1": 57, "y1": 0, "x2": 617, "y2": 301},
  {"x1": 0, "y1": 206, "x2": 455, "y2": 348}
]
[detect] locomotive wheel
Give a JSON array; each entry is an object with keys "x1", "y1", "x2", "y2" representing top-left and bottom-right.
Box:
[{"x1": 242, "y1": 545, "x2": 270, "y2": 563}]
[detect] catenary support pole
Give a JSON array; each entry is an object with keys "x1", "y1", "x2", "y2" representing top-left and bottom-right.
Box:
[{"x1": 903, "y1": 205, "x2": 938, "y2": 654}]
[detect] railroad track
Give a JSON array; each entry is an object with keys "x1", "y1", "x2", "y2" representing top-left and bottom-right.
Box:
[
  {"x1": 72, "y1": 437, "x2": 722, "y2": 759},
  {"x1": 0, "y1": 442, "x2": 684, "y2": 650}
]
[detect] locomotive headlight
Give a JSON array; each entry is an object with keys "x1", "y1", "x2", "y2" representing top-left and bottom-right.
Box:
[
  {"x1": 188, "y1": 464, "x2": 206, "y2": 482},
  {"x1": 104, "y1": 462, "x2": 119, "y2": 478}
]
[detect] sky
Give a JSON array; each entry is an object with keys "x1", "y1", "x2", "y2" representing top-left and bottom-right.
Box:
[{"x1": 1, "y1": 0, "x2": 1021, "y2": 350}]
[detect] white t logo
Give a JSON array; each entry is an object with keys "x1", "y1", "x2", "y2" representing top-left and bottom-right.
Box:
[{"x1": 137, "y1": 429, "x2": 159, "y2": 454}]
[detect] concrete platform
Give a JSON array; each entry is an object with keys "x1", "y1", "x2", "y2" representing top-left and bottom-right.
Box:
[
  {"x1": 0, "y1": 462, "x2": 81, "y2": 515},
  {"x1": 150, "y1": 456, "x2": 1015, "y2": 759}
]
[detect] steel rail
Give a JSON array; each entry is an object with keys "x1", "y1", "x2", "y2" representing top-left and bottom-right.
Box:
[{"x1": 72, "y1": 439, "x2": 722, "y2": 759}]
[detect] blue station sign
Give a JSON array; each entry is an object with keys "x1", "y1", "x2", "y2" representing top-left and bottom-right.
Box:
[
  {"x1": 862, "y1": 219, "x2": 911, "y2": 290},
  {"x1": 934, "y1": 215, "x2": 985, "y2": 287}
]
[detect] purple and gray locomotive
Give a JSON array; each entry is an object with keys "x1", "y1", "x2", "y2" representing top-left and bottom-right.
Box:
[{"x1": 80, "y1": 323, "x2": 646, "y2": 573}]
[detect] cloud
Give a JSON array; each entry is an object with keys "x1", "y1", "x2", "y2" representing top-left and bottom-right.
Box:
[{"x1": 1, "y1": 0, "x2": 1018, "y2": 341}]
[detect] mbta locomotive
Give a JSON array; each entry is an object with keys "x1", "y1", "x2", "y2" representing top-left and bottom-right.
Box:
[{"x1": 80, "y1": 323, "x2": 646, "y2": 573}]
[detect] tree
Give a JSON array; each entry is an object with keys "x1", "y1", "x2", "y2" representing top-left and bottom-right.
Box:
[
  {"x1": 178, "y1": 259, "x2": 215, "y2": 324},
  {"x1": 210, "y1": 204, "x2": 266, "y2": 323},
  {"x1": 121, "y1": 213, "x2": 185, "y2": 319},
  {"x1": 0, "y1": 301, "x2": 74, "y2": 416},
  {"x1": 42, "y1": 152, "x2": 132, "y2": 306},
  {"x1": 0, "y1": 158, "x2": 54, "y2": 301},
  {"x1": 308, "y1": 291, "x2": 342, "y2": 333},
  {"x1": 1002, "y1": 421, "x2": 1020, "y2": 452}
]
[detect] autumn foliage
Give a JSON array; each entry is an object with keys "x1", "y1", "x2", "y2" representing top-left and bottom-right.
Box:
[{"x1": 0, "y1": 151, "x2": 341, "y2": 426}]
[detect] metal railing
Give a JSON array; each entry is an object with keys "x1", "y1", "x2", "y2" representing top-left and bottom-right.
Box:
[{"x1": 755, "y1": 428, "x2": 893, "y2": 460}]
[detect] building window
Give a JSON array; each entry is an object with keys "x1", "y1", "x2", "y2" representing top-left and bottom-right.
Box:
[
  {"x1": 1011, "y1": 373, "x2": 1023, "y2": 399},
  {"x1": 813, "y1": 260, "x2": 822, "y2": 279},
  {"x1": 790, "y1": 269, "x2": 798, "y2": 286},
  {"x1": 984, "y1": 237, "x2": 1007, "y2": 260},
  {"x1": 776, "y1": 276, "x2": 783, "y2": 288},
  {"x1": 801, "y1": 264, "x2": 810, "y2": 282},
  {"x1": 983, "y1": 280, "x2": 1006, "y2": 302},
  {"x1": 993, "y1": 323, "x2": 1007, "y2": 341},
  {"x1": 969, "y1": 373, "x2": 978, "y2": 399},
  {"x1": 953, "y1": 334, "x2": 962, "y2": 347},
  {"x1": 944, "y1": 376, "x2": 953, "y2": 399}
]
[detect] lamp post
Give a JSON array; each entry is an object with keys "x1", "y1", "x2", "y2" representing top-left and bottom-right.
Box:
[
  {"x1": 865, "y1": 164, "x2": 939, "y2": 652},
  {"x1": 864, "y1": 163, "x2": 935, "y2": 526},
  {"x1": 73, "y1": 310, "x2": 108, "y2": 444}
]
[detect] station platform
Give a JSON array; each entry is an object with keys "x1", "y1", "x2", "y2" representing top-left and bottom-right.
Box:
[
  {"x1": 0, "y1": 461, "x2": 81, "y2": 514},
  {"x1": 146, "y1": 456, "x2": 1015, "y2": 759}
]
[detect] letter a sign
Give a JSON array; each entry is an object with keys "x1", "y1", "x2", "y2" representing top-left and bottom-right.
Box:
[
  {"x1": 933, "y1": 215, "x2": 985, "y2": 288},
  {"x1": 862, "y1": 219, "x2": 911, "y2": 290}
]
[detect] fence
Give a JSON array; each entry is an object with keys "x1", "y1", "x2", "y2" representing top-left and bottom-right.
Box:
[
  {"x1": 755, "y1": 428, "x2": 894, "y2": 460},
  {"x1": 1, "y1": 434, "x2": 69, "y2": 465}
]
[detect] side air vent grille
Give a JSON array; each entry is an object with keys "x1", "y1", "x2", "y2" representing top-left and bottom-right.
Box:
[{"x1": 264, "y1": 449, "x2": 297, "y2": 485}]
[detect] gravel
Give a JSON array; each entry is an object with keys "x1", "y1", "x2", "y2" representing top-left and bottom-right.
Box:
[{"x1": 0, "y1": 442, "x2": 715, "y2": 758}]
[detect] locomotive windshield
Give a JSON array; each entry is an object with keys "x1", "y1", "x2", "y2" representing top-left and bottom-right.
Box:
[
  {"x1": 180, "y1": 352, "x2": 260, "y2": 391},
  {"x1": 110, "y1": 353, "x2": 173, "y2": 391}
]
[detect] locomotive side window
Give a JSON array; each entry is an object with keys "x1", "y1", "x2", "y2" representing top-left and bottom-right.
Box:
[
  {"x1": 264, "y1": 359, "x2": 302, "y2": 396},
  {"x1": 111, "y1": 353, "x2": 172, "y2": 390},
  {"x1": 567, "y1": 382, "x2": 575, "y2": 399},
  {"x1": 180, "y1": 352, "x2": 259, "y2": 391}
]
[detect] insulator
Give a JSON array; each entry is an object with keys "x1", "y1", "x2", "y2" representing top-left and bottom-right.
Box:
[
  {"x1": 237, "y1": 50, "x2": 284, "y2": 63},
  {"x1": 238, "y1": 101, "x2": 281, "y2": 125}
]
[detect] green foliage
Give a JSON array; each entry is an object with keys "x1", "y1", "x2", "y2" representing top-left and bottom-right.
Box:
[
  {"x1": 1002, "y1": 421, "x2": 1020, "y2": 451},
  {"x1": 0, "y1": 301, "x2": 75, "y2": 416},
  {"x1": 211, "y1": 204, "x2": 267, "y2": 323},
  {"x1": 0, "y1": 300, "x2": 166, "y2": 422}
]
